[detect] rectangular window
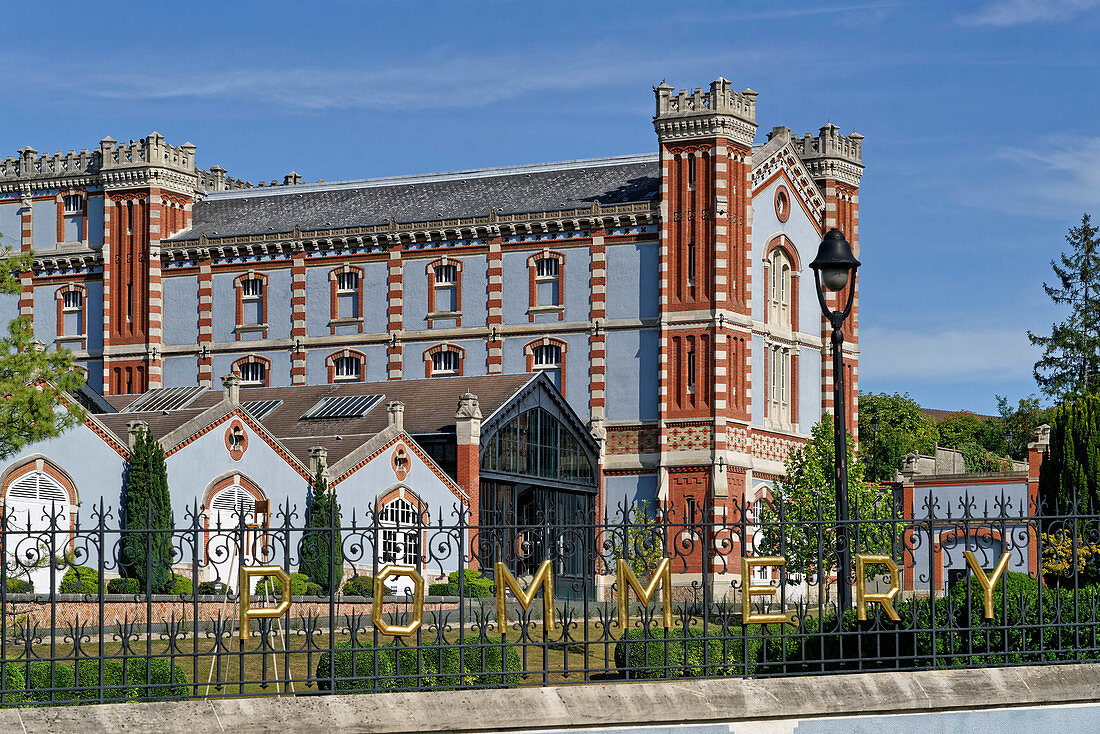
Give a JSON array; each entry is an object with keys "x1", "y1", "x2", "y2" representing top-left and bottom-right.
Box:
[
  {"x1": 239, "y1": 362, "x2": 265, "y2": 385},
  {"x1": 432, "y1": 350, "x2": 459, "y2": 374},
  {"x1": 434, "y1": 265, "x2": 458, "y2": 314},
  {"x1": 62, "y1": 291, "x2": 82, "y2": 310},
  {"x1": 334, "y1": 356, "x2": 361, "y2": 381},
  {"x1": 241, "y1": 278, "x2": 263, "y2": 325},
  {"x1": 63, "y1": 195, "x2": 83, "y2": 214},
  {"x1": 687, "y1": 242, "x2": 696, "y2": 287},
  {"x1": 535, "y1": 258, "x2": 558, "y2": 278},
  {"x1": 336, "y1": 272, "x2": 359, "y2": 319},
  {"x1": 535, "y1": 258, "x2": 561, "y2": 307},
  {"x1": 687, "y1": 156, "x2": 696, "y2": 190}
]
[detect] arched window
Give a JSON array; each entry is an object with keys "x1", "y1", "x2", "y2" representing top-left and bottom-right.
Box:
[
  {"x1": 424, "y1": 343, "x2": 465, "y2": 377},
  {"x1": 329, "y1": 265, "x2": 364, "y2": 332},
  {"x1": 768, "y1": 248, "x2": 792, "y2": 329},
  {"x1": 427, "y1": 258, "x2": 462, "y2": 327},
  {"x1": 234, "y1": 272, "x2": 268, "y2": 339},
  {"x1": 55, "y1": 283, "x2": 88, "y2": 347},
  {"x1": 527, "y1": 251, "x2": 565, "y2": 319},
  {"x1": 203, "y1": 475, "x2": 269, "y2": 589},
  {"x1": 526, "y1": 339, "x2": 566, "y2": 394},
  {"x1": 378, "y1": 496, "x2": 420, "y2": 567},
  {"x1": 326, "y1": 350, "x2": 366, "y2": 383},
  {"x1": 2, "y1": 460, "x2": 78, "y2": 593},
  {"x1": 232, "y1": 355, "x2": 270, "y2": 387}
]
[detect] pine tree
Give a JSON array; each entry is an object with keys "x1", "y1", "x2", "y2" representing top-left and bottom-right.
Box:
[
  {"x1": 299, "y1": 465, "x2": 343, "y2": 593},
  {"x1": 120, "y1": 428, "x2": 174, "y2": 593},
  {"x1": 1028, "y1": 214, "x2": 1100, "y2": 401}
]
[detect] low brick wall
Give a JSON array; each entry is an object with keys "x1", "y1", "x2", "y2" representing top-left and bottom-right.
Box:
[{"x1": 1, "y1": 594, "x2": 460, "y2": 633}]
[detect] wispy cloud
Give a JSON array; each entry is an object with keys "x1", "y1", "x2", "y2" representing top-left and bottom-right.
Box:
[
  {"x1": 1, "y1": 46, "x2": 781, "y2": 113},
  {"x1": 957, "y1": 135, "x2": 1100, "y2": 219},
  {"x1": 859, "y1": 325, "x2": 1037, "y2": 383},
  {"x1": 958, "y1": 0, "x2": 1100, "y2": 27}
]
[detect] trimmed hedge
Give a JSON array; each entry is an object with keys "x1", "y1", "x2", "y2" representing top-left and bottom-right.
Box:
[
  {"x1": 164, "y1": 573, "x2": 194, "y2": 595},
  {"x1": 58, "y1": 566, "x2": 99, "y2": 594},
  {"x1": 342, "y1": 575, "x2": 374, "y2": 598},
  {"x1": 14, "y1": 657, "x2": 188, "y2": 704},
  {"x1": 316, "y1": 635, "x2": 521, "y2": 692},
  {"x1": 107, "y1": 578, "x2": 140, "y2": 595},
  {"x1": 197, "y1": 581, "x2": 228, "y2": 596},
  {"x1": 757, "y1": 571, "x2": 1100, "y2": 674},
  {"x1": 5, "y1": 578, "x2": 33, "y2": 594},
  {"x1": 255, "y1": 572, "x2": 321, "y2": 597},
  {"x1": 428, "y1": 569, "x2": 493, "y2": 598},
  {"x1": 614, "y1": 625, "x2": 759, "y2": 679}
]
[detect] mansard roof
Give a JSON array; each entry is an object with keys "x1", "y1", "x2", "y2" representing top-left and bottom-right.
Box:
[
  {"x1": 95, "y1": 373, "x2": 537, "y2": 467},
  {"x1": 170, "y1": 154, "x2": 660, "y2": 241}
]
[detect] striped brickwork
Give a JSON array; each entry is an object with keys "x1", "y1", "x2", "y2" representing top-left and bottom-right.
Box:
[
  {"x1": 386, "y1": 239, "x2": 403, "y2": 380},
  {"x1": 290, "y1": 248, "x2": 308, "y2": 384}
]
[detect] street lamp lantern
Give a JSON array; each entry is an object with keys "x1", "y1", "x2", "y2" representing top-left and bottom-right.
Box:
[{"x1": 810, "y1": 227, "x2": 861, "y2": 612}]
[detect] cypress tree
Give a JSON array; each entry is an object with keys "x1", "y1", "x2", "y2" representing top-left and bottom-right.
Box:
[
  {"x1": 120, "y1": 428, "x2": 174, "y2": 593},
  {"x1": 1028, "y1": 213, "x2": 1100, "y2": 401},
  {"x1": 299, "y1": 465, "x2": 343, "y2": 593},
  {"x1": 1038, "y1": 394, "x2": 1100, "y2": 516}
]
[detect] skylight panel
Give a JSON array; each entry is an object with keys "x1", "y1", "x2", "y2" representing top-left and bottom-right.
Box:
[
  {"x1": 124, "y1": 386, "x2": 206, "y2": 413},
  {"x1": 301, "y1": 394, "x2": 384, "y2": 420}
]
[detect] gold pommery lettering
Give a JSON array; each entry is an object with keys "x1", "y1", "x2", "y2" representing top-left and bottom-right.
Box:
[
  {"x1": 855, "y1": 554, "x2": 901, "y2": 622},
  {"x1": 740, "y1": 557, "x2": 794, "y2": 625},
  {"x1": 963, "y1": 551, "x2": 1012, "y2": 620},
  {"x1": 371, "y1": 566, "x2": 425, "y2": 637},
  {"x1": 616, "y1": 558, "x2": 673, "y2": 629},
  {"x1": 239, "y1": 566, "x2": 292, "y2": 642},
  {"x1": 495, "y1": 560, "x2": 556, "y2": 631}
]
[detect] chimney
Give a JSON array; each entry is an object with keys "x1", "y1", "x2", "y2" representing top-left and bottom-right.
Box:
[
  {"x1": 308, "y1": 446, "x2": 329, "y2": 479},
  {"x1": 126, "y1": 420, "x2": 148, "y2": 452},
  {"x1": 387, "y1": 400, "x2": 405, "y2": 431},
  {"x1": 221, "y1": 373, "x2": 241, "y2": 407}
]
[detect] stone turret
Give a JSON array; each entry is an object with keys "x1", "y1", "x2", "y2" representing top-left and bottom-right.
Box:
[
  {"x1": 653, "y1": 77, "x2": 758, "y2": 147},
  {"x1": 793, "y1": 124, "x2": 865, "y2": 188}
]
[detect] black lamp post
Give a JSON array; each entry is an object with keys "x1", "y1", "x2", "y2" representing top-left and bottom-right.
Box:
[{"x1": 810, "y1": 228, "x2": 861, "y2": 611}]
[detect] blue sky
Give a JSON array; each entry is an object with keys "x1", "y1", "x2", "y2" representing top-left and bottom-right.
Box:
[{"x1": 3, "y1": 0, "x2": 1098, "y2": 413}]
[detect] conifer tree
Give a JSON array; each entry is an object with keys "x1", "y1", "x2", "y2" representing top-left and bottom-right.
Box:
[
  {"x1": 120, "y1": 427, "x2": 174, "y2": 593},
  {"x1": 300, "y1": 465, "x2": 343, "y2": 593},
  {"x1": 1028, "y1": 214, "x2": 1100, "y2": 401},
  {"x1": 1038, "y1": 394, "x2": 1100, "y2": 516}
]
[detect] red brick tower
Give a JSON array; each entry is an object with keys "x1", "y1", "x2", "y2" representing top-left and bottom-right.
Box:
[
  {"x1": 99, "y1": 134, "x2": 197, "y2": 395},
  {"x1": 793, "y1": 126, "x2": 864, "y2": 438},
  {"x1": 653, "y1": 79, "x2": 758, "y2": 586}
]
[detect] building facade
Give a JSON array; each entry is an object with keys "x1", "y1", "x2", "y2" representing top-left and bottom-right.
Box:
[{"x1": 0, "y1": 77, "x2": 864, "y2": 525}]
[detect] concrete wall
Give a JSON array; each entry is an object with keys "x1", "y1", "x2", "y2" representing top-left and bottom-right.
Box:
[
  {"x1": 12, "y1": 662, "x2": 1100, "y2": 733},
  {"x1": 163, "y1": 355, "x2": 198, "y2": 386}
]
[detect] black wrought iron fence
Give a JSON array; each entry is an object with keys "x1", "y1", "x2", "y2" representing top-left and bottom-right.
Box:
[{"x1": 0, "y1": 489, "x2": 1098, "y2": 706}]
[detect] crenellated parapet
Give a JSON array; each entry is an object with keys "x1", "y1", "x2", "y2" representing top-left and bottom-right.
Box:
[
  {"x1": 653, "y1": 78, "x2": 758, "y2": 147},
  {"x1": 792, "y1": 124, "x2": 864, "y2": 188}
]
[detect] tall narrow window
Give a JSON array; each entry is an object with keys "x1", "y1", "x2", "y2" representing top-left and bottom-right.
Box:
[
  {"x1": 62, "y1": 194, "x2": 84, "y2": 242},
  {"x1": 687, "y1": 342, "x2": 696, "y2": 395},
  {"x1": 767, "y1": 345, "x2": 791, "y2": 427},
  {"x1": 529, "y1": 341, "x2": 565, "y2": 393},
  {"x1": 59, "y1": 288, "x2": 84, "y2": 339},
  {"x1": 336, "y1": 271, "x2": 359, "y2": 318},
  {"x1": 534, "y1": 257, "x2": 560, "y2": 306},
  {"x1": 686, "y1": 241, "x2": 696, "y2": 287},
  {"x1": 687, "y1": 155, "x2": 696, "y2": 191},
  {"x1": 126, "y1": 201, "x2": 134, "y2": 234},
  {"x1": 767, "y1": 247, "x2": 793, "y2": 330},
  {"x1": 434, "y1": 264, "x2": 458, "y2": 312},
  {"x1": 241, "y1": 278, "x2": 263, "y2": 325}
]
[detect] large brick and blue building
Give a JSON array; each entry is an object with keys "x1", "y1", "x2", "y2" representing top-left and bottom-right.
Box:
[{"x1": 0, "y1": 78, "x2": 864, "y2": 587}]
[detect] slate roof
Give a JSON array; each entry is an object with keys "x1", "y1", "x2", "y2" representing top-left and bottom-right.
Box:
[
  {"x1": 169, "y1": 154, "x2": 659, "y2": 242},
  {"x1": 95, "y1": 374, "x2": 537, "y2": 466}
]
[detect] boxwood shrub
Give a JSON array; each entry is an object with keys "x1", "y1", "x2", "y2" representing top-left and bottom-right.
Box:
[
  {"x1": 15, "y1": 657, "x2": 188, "y2": 704},
  {"x1": 431, "y1": 569, "x2": 493, "y2": 598},
  {"x1": 58, "y1": 566, "x2": 99, "y2": 594},
  {"x1": 316, "y1": 634, "x2": 521, "y2": 692},
  {"x1": 342, "y1": 575, "x2": 374, "y2": 598},
  {"x1": 5, "y1": 578, "x2": 33, "y2": 594},
  {"x1": 163, "y1": 573, "x2": 194, "y2": 595},
  {"x1": 255, "y1": 572, "x2": 322, "y2": 597},
  {"x1": 614, "y1": 625, "x2": 760, "y2": 679},
  {"x1": 106, "y1": 578, "x2": 140, "y2": 595}
]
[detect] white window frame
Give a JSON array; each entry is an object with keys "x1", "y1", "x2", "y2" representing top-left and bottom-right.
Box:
[
  {"x1": 431, "y1": 350, "x2": 460, "y2": 375},
  {"x1": 333, "y1": 355, "x2": 361, "y2": 381},
  {"x1": 238, "y1": 361, "x2": 266, "y2": 386}
]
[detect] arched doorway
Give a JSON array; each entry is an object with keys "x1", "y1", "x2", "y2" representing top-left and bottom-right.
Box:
[
  {"x1": 375, "y1": 488, "x2": 423, "y2": 595},
  {"x1": 203, "y1": 475, "x2": 269, "y2": 590},
  {"x1": 2, "y1": 459, "x2": 78, "y2": 593}
]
